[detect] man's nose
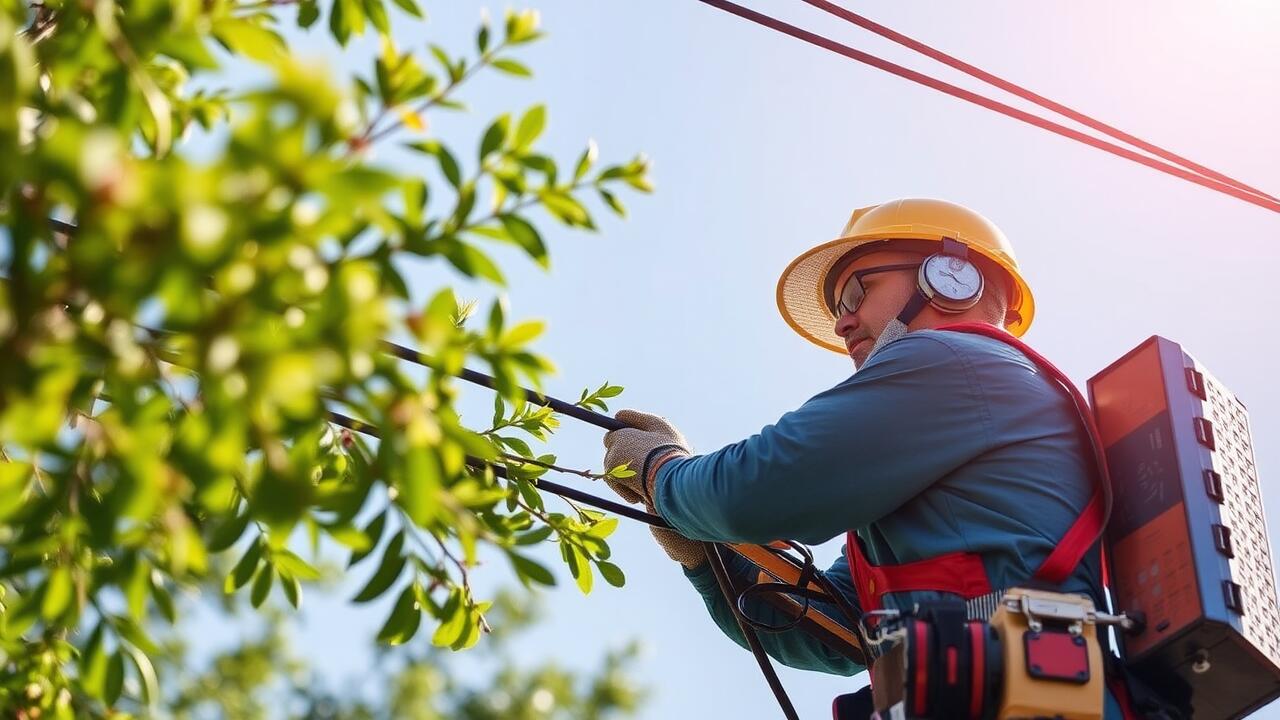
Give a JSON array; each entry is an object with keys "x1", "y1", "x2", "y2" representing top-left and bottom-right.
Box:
[{"x1": 834, "y1": 312, "x2": 860, "y2": 339}]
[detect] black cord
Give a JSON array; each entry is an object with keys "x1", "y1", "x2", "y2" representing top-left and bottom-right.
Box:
[{"x1": 704, "y1": 542, "x2": 800, "y2": 720}]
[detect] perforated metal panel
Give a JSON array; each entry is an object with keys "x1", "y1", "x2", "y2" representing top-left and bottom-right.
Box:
[{"x1": 1199, "y1": 362, "x2": 1280, "y2": 669}]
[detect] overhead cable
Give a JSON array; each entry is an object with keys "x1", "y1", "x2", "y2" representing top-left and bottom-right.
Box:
[
  {"x1": 799, "y1": 0, "x2": 1279, "y2": 204},
  {"x1": 695, "y1": 0, "x2": 1280, "y2": 214}
]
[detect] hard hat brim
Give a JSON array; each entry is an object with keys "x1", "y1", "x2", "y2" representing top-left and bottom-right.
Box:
[{"x1": 776, "y1": 232, "x2": 1036, "y2": 354}]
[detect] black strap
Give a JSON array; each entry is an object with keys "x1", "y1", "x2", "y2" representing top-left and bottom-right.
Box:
[
  {"x1": 704, "y1": 542, "x2": 800, "y2": 720},
  {"x1": 736, "y1": 581, "x2": 833, "y2": 632},
  {"x1": 732, "y1": 541, "x2": 868, "y2": 658},
  {"x1": 896, "y1": 290, "x2": 930, "y2": 326},
  {"x1": 916, "y1": 601, "x2": 971, "y2": 719}
]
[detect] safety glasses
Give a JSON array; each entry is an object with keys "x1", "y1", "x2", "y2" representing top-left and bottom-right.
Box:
[{"x1": 834, "y1": 263, "x2": 920, "y2": 317}]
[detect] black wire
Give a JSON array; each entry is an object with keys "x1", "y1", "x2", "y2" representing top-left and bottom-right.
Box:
[
  {"x1": 380, "y1": 341, "x2": 626, "y2": 432},
  {"x1": 704, "y1": 542, "x2": 800, "y2": 720},
  {"x1": 332, "y1": 409, "x2": 803, "y2": 719},
  {"x1": 734, "y1": 540, "x2": 870, "y2": 662}
]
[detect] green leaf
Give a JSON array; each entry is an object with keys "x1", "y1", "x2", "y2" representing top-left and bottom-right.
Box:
[
  {"x1": 213, "y1": 18, "x2": 286, "y2": 62},
  {"x1": 499, "y1": 435, "x2": 533, "y2": 459},
  {"x1": 282, "y1": 573, "x2": 302, "y2": 609},
  {"x1": 0, "y1": 462, "x2": 33, "y2": 521},
  {"x1": 486, "y1": 297, "x2": 506, "y2": 341},
  {"x1": 508, "y1": 551, "x2": 555, "y2": 587},
  {"x1": 599, "y1": 188, "x2": 626, "y2": 218},
  {"x1": 498, "y1": 214, "x2": 548, "y2": 267},
  {"x1": 352, "y1": 531, "x2": 406, "y2": 603},
  {"x1": 124, "y1": 645, "x2": 159, "y2": 706},
  {"x1": 491, "y1": 58, "x2": 532, "y2": 77},
  {"x1": 574, "y1": 140, "x2": 598, "y2": 182},
  {"x1": 360, "y1": 0, "x2": 390, "y2": 34},
  {"x1": 431, "y1": 588, "x2": 468, "y2": 647},
  {"x1": 408, "y1": 141, "x2": 462, "y2": 188},
  {"x1": 125, "y1": 556, "x2": 150, "y2": 621},
  {"x1": 597, "y1": 560, "x2": 626, "y2": 587},
  {"x1": 585, "y1": 517, "x2": 619, "y2": 540},
  {"x1": 514, "y1": 105, "x2": 546, "y2": 149},
  {"x1": 328, "y1": 524, "x2": 372, "y2": 552},
  {"x1": 479, "y1": 115, "x2": 509, "y2": 161},
  {"x1": 151, "y1": 577, "x2": 177, "y2": 623},
  {"x1": 274, "y1": 549, "x2": 322, "y2": 581},
  {"x1": 500, "y1": 320, "x2": 545, "y2": 349},
  {"x1": 113, "y1": 616, "x2": 160, "y2": 656},
  {"x1": 298, "y1": 0, "x2": 320, "y2": 27},
  {"x1": 514, "y1": 525, "x2": 553, "y2": 545},
  {"x1": 476, "y1": 24, "x2": 490, "y2": 54},
  {"x1": 515, "y1": 478, "x2": 544, "y2": 512},
  {"x1": 41, "y1": 566, "x2": 73, "y2": 620},
  {"x1": 81, "y1": 624, "x2": 109, "y2": 699},
  {"x1": 389, "y1": 0, "x2": 421, "y2": 17},
  {"x1": 225, "y1": 537, "x2": 263, "y2": 593},
  {"x1": 328, "y1": 0, "x2": 362, "y2": 44},
  {"x1": 207, "y1": 508, "x2": 251, "y2": 552},
  {"x1": 377, "y1": 584, "x2": 422, "y2": 645},
  {"x1": 250, "y1": 565, "x2": 274, "y2": 607},
  {"x1": 443, "y1": 240, "x2": 505, "y2": 284},
  {"x1": 347, "y1": 512, "x2": 387, "y2": 567},
  {"x1": 540, "y1": 191, "x2": 592, "y2": 227},
  {"x1": 428, "y1": 43, "x2": 448, "y2": 70},
  {"x1": 104, "y1": 652, "x2": 125, "y2": 705},
  {"x1": 567, "y1": 544, "x2": 593, "y2": 594}
]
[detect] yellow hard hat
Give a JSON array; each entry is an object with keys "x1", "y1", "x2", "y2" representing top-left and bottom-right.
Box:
[{"x1": 776, "y1": 198, "x2": 1035, "y2": 353}]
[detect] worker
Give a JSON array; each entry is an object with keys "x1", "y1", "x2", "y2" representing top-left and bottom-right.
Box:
[{"x1": 600, "y1": 198, "x2": 1127, "y2": 718}]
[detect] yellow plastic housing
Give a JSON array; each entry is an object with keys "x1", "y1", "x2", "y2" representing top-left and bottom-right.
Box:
[{"x1": 990, "y1": 588, "x2": 1105, "y2": 720}]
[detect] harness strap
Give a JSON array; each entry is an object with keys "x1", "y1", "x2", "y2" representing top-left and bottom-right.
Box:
[
  {"x1": 846, "y1": 534, "x2": 992, "y2": 612},
  {"x1": 845, "y1": 324, "x2": 1113, "y2": 612},
  {"x1": 944, "y1": 323, "x2": 1112, "y2": 585}
]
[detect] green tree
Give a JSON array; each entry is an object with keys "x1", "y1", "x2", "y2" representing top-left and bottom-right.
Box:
[
  {"x1": 146, "y1": 588, "x2": 644, "y2": 720},
  {"x1": 0, "y1": 0, "x2": 651, "y2": 714}
]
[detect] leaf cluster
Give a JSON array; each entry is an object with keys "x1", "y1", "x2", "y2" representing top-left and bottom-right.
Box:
[{"x1": 0, "y1": 0, "x2": 653, "y2": 714}]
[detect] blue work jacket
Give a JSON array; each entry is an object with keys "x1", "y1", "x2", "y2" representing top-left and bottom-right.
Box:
[{"x1": 653, "y1": 329, "x2": 1119, "y2": 716}]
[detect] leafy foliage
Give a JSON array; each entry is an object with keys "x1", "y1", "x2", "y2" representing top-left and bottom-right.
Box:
[
  {"x1": 0, "y1": 0, "x2": 652, "y2": 714},
  {"x1": 130, "y1": 586, "x2": 645, "y2": 720}
]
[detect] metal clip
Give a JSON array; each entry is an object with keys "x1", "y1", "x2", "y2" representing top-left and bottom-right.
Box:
[{"x1": 1007, "y1": 594, "x2": 1092, "y2": 634}]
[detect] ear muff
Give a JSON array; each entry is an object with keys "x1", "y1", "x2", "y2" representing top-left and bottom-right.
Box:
[{"x1": 898, "y1": 238, "x2": 986, "y2": 327}]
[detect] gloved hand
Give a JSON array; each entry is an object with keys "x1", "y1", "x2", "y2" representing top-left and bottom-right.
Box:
[
  {"x1": 602, "y1": 409, "x2": 691, "y2": 505},
  {"x1": 602, "y1": 410, "x2": 703, "y2": 569},
  {"x1": 649, "y1": 526, "x2": 706, "y2": 569}
]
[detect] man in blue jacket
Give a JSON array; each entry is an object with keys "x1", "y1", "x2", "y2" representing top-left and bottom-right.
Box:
[{"x1": 600, "y1": 198, "x2": 1115, "y2": 712}]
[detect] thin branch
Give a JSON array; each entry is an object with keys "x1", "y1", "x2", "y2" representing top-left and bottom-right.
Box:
[
  {"x1": 356, "y1": 41, "x2": 510, "y2": 150},
  {"x1": 499, "y1": 452, "x2": 610, "y2": 482}
]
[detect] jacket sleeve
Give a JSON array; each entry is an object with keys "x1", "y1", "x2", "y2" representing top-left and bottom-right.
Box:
[
  {"x1": 682, "y1": 545, "x2": 865, "y2": 675},
  {"x1": 653, "y1": 333, "x2": 993, "y2": 545}
]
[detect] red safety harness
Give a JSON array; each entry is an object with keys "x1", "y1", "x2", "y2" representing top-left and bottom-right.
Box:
[{"x1": 845, "y1": 323, "x2": 1112, "y2": 612}]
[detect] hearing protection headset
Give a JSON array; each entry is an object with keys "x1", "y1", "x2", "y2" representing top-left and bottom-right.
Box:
[
  {"x1": 898, "y1": 237, "x2": 986, "y2": 325},
  {"x1": 824, "y1": 236, "x2": 986, "y2": 324}
]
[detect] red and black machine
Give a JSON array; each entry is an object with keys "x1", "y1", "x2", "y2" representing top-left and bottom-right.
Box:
[{"x1": 1090, "y1": 335, "x2": 1280, "y2": 718}]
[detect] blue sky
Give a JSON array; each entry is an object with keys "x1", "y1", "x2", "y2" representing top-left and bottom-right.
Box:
[{"x1": 204, "y1": 2, "x2": 1280, "y2": 717}]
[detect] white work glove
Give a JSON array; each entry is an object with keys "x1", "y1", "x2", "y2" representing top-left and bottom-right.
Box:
[
  {"x1": 602, "y1": 409, "x2": 703, "y2": 568},
  {"x1": 602, "y1": 409, "x2": 691, "y2": 505}
]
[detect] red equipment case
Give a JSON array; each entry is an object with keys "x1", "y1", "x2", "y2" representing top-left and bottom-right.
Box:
[{"x1": 1089, "y1": 336, "x2": 1280, "y2": 719}]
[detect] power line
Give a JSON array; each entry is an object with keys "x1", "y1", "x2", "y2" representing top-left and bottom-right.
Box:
[
  {"x1": 798, "y1": 0, "x2": 1278, "y2": 204},
  {"x1": 695, "y1": 0, "x2": 1280, "y2": 214}
]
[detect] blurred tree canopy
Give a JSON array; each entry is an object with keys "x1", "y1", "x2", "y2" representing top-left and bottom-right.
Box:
[
  {"x1": 142, "y1": 587, "x2": 645, "y2": 720},
  {"x1": 0, "y1": 0, "x2": 652, "y2": 714}
]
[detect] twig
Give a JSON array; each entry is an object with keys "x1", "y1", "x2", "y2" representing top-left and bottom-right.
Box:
[
  {"x1": 499, "y1": 452, "x2": 609, "y2": 482},
  {"x1": 357, "y1": 41, "x2": 510, "y2": 149}
]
